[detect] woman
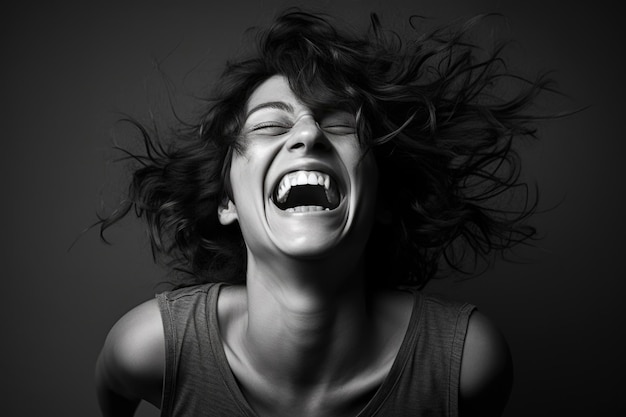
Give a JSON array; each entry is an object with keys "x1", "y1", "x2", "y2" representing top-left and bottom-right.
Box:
[{"x1": 96, "y1": 9, "x2": 547, "y2": 416}]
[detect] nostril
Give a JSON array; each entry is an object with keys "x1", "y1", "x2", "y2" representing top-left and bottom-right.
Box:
[
  {"x1": 289, "y1": 138, "x2": 330, "y2": 152},
  {"x1": 313, "y1": 140, "x2": 331, "y2": 151}
]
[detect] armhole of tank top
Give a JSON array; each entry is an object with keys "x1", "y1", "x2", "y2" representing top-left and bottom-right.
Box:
[
  {"x1": 447, "y1": 303, "x2": 476, "y2": 417},
  {"x1": 156, "y1": 292, "x2": 177, "y2": 417}
]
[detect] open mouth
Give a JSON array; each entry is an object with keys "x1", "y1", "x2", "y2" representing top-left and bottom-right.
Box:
[{"x1": 272, "y1": 170, "x2": 341, "y2": 213}]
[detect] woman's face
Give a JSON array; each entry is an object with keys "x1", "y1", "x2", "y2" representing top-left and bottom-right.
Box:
[{"x1": 219, "y1": 75, "x2": 378, "y2": 261}]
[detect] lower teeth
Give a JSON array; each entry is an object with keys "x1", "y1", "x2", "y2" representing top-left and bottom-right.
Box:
[{"x1": 286, "y1": 206, "x2": 329, "y2": 213}]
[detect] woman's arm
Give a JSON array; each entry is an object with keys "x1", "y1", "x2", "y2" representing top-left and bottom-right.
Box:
[
  {"x1": 459, "y1": 311, "x2": 514, "y2": 417},
  {"x1": 95, "y1": 299, "x2": 165, "y2": 417}
]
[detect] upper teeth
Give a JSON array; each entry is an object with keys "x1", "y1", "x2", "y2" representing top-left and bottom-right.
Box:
[{"x1": 275, "y1": 170, "x2": 333, "y2": 204}]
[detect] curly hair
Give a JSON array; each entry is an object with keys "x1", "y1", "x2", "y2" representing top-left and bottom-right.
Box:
[{"x1": 100, "y1": 9, "x2": 553, "y2": 289}]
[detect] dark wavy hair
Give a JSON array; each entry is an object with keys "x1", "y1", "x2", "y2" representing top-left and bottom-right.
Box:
[{"x1": 100, "y1": 9, "x2": 553, "y2": 289}]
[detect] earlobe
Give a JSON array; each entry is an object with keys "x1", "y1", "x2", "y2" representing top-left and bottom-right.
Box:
[{"x1": 218, "y1": 199, "x2": 238, "y2": 225}]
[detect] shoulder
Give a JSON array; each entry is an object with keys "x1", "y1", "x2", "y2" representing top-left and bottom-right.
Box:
[
  {"x1": 96, "y1": 298, "x2": 165, "y2": 408},
  {"x1": 459, "y1": 310, "x2": 513, "y2": 417}
]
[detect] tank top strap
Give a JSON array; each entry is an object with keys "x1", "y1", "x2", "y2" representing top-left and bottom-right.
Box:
[
  {"x1": 366, "y1": 290, "x2": 475, "y2": 416},
  {"x1": 157, "y1": 283, "x2": 252, "y2": 417},
  {"x1": 158, "y1": 284, "x2": 475, "y2": 417}
]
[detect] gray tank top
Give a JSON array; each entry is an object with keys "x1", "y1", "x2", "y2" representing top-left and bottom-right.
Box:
[{"x1": 157, "y1": 283, "x2": 475, "y2": 416}]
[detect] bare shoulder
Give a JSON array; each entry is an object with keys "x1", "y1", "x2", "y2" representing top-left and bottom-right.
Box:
[
  {"x1": 96, "y1": 298, "x2": 165, "y2": 409},
  {"x1": 459, "y1": 310, "x2": 513, "y2": 417}
]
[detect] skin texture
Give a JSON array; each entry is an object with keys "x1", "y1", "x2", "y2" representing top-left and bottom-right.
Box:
[
  {"x1": 95, "y1": 76, "x2": 513, "y2": 417},
  {"x1": 95, "y1": 299, "x2": 512, "y2": 416},
  {"x1": 219, "y1": 76, "x2": 379, "y2": 262}
]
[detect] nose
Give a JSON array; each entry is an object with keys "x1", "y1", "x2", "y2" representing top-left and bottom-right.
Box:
[{"x1": 286, "y1": 115, "x2": 331, "y2": 153}]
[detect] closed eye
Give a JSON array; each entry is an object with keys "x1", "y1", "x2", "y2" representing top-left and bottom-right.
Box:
[
  {"x1": 320, "y1": 111, "x2": 356, "y2": 135},
  {"x1": 248, "y1": 122, "x2": 291, "y2": 136},
  {"x1": 321, "y1": 124, "x2": 356, "y2": 135}
]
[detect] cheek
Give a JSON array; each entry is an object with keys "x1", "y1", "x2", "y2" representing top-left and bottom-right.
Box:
[
  {"x1": 229, "y1": 146, "x2": 261, "y2": 184},
  {"x1": 227, "y1": 154, "x2": 258, "y2": 211},
  {"x1": 227, "y1": 151, "x2": 269, "y2": 218}
]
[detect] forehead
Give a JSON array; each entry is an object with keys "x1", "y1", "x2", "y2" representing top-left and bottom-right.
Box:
[
  {"x1": 245, "y1": 75, "x2": 358, "y2": 120},
  {"x1": 245, "y1": 75, "x2": 298, "y2": 114}
]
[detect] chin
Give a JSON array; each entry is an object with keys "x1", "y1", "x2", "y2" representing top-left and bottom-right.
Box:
[
  {"x1": 274, "y1": 234, "x2": 344, "y2": 259},
  {"x1": 265, "y1": 206, "x2": 374, "y2": 265}
]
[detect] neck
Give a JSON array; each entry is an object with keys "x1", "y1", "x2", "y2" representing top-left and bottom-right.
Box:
[{"x1": 240, "y1": 251, "x2": 374, "y2": 387}]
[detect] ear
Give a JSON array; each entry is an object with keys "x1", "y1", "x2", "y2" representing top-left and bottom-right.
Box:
[{"x1": 218, "y1": 199, "x2": 238, "y2": 225}]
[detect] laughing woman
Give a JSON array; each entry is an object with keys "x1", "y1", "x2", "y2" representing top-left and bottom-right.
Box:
[{"x1": 95, "y1": 9, "x2": 549, "y2": 417}]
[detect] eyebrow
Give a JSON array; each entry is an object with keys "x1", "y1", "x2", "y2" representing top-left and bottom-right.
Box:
[{"x1": 245, "y1": 101, "x2": 295, "y2": 119}]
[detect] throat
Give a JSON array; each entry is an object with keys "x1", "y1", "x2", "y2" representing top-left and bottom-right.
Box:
[
  {"x1": 222, "y1": 285, "x2": 412, "y2": 417},
  {"x1": 243, "y1": 282, "x2": 374, "y2": 378}
]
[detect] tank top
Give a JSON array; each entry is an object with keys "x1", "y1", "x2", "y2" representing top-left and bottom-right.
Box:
[{"x1": 156, "y1": 283, "x2": 475, "y2": 417}]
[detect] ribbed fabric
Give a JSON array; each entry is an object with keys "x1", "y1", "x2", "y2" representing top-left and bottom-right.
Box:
[{"x1": 156, "y1": 283, "x2": 475, "y2": 417}]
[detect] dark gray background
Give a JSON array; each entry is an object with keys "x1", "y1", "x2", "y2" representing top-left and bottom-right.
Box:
[{"x1": 2, "y1": 0, "x2": 623, "y2": 415}]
